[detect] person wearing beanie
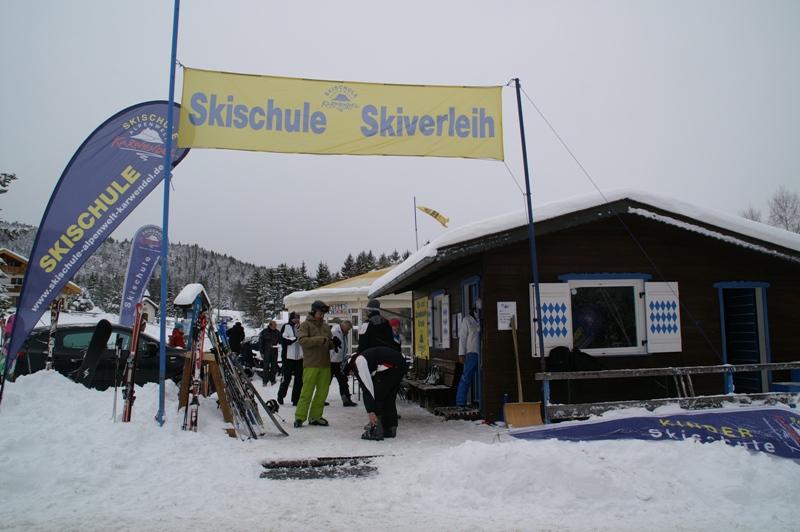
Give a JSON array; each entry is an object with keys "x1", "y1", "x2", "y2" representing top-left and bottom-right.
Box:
[
  {"x1": 168, "y1": 321, "x2": 186, "y2": 349},
  {"x1": 389, "y1": 318, "x2": 406, "y2": 347},
  {"x1": 343, "y1": 346, "x2": 408, "y2": 440},
  {"x1": 226, "y1": 321, "x2": 246, "y2": 355},
  {"x1": 258, "y1": 320, "x2": 282, "y2": 386},
  {"x1": 294, "y1": 300, "x2": 334, "y2": 427},
  {"x1": 277, "y1": 312, "x2": 303, "y2": 405},
  {"x1": 357, "y1": 299, "x2": 400, "y2": 352}
]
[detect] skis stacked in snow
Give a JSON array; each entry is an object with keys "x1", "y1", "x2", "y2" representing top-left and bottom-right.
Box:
[
  {"x1": 172, "y1": 283, "x2": 288, "y2": 439},
  {"x1": 183, "y1": 295, "x2": 206, "y2": 432},
  {"x1": 206, "y1": 314, "x2": 266, "y2": 439},
  {"x1": 121, "y1": 303, "x2": 143, "y2": 423}
]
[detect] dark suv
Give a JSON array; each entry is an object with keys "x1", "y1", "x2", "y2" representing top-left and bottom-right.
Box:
[{"x1": 13, "y1": 323, "x2": 187, "y2": 390}]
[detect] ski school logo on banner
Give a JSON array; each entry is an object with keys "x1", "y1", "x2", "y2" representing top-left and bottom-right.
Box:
[
  {"x1": 5, "y1": 101, "x2": 190, "y2": 367},
  {"x1": 119, "y1": 225, "x2": 163, "y2": 328},
  {"x1": 114, "y1": 115, "x2": 175, "y2": 161},
  {"x1": 178, "y1": 68, "x2": 504, "y2": 160},
  {"x1": 322, "y1": 84, "x2": 360, "y2": 112}
]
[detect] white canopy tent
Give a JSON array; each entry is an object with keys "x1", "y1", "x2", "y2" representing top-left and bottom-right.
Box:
[{"x1": 283, "y1": 266, "x2": 412, "y2": 356}]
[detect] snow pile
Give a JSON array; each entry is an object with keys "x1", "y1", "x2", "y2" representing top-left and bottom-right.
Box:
[
  {"x1": 0, "y1": 313, "x2": 798, "y2": 530},
  {"x1": 1, "y1": 373, "x2": 798, "y2": 530}
]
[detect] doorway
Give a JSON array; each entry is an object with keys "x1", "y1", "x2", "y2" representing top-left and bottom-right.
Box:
[{"x1": 717, "y1": 283, "x2": 770, "y2": 393}]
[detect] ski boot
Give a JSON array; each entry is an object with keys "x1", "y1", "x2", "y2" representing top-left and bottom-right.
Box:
[
  {"x1": 342, "y1": 394, "x2": 358, "y2": 407},
  {"x1": 361, "y1": 418, "x2": 384, "y2": 441}
]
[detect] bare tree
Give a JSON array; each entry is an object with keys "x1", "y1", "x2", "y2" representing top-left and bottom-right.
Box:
[
  {"x1": 767, "y1": 186, "x2": 800, "y2": 233},
  {"x1": 739, "y1": 205, "x2": 762, "y2": 222}
]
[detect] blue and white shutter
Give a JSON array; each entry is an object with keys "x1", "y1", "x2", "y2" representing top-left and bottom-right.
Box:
[
  {"x1": 644, "y1": 282, "x2": 681, "y2": 353},
  {"x1": 427, "y1": 299, "x2": 433, "y2": 348},
  {"x1": 530, "y1": 283, "x2": 573, "y2": 357},
  {"x1": 440, "y1": 293, "x2": 451, "y2": 349}
]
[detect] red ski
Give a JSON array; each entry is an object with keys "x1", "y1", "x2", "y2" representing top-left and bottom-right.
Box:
[{"x1": 121, "y1": 303, "x2": 144, "y2": 422}]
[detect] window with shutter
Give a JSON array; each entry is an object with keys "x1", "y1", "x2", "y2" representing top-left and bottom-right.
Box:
[{"x1": 530, "y1": 277, "x2": 681, "y2": 357}]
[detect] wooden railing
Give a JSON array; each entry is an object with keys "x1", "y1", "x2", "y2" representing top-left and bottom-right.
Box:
[{"x1": 536, "y1": 361, "x2": 800, "y2": 421}]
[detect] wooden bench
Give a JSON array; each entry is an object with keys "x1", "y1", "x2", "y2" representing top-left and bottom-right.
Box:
[
  {"x1": 771, "y1": 368, "x2": 800, "y2": 392},
  {"x1": 403, "y1": 358, "x2": 458, "y2": 411}
]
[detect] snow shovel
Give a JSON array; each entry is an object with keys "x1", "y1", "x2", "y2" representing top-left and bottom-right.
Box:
[{"x1": 504, "y1": 316, "x2": 543, "y2": 428}]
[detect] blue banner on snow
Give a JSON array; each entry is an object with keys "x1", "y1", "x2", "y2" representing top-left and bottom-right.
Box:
[{"x1": 509, "y1": 406, "x2": 800, "y2": 459}]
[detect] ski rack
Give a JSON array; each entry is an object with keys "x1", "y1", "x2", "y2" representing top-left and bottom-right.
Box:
[{"x1": 174, "y1": 283, "x2": 285, "y2": 440}]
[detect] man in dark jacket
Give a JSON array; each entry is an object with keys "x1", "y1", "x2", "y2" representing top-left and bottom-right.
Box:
[
  {"x1": 258, "y1": 320, "x2": 281, "y2": 386},
  {"x1": 357, "y1": 299, "x2": 400, "y2": 352},
  {"x1": 343, "y1": 346, "x2": 408, "y2": 440},
  {"x1": 226, "y1": 322, "x2": 246, "y2": 354}
]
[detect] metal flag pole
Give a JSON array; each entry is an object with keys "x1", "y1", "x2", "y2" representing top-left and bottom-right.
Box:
[
  {"x1": 157, "y1": 0, "x2": 181, "y2": 426},
  {"x1": 513, "y1": 78, "x2": 548, "y2": 393},
  {"x1": 414, "y1": 196, "x2": 419, "y2": 250}
]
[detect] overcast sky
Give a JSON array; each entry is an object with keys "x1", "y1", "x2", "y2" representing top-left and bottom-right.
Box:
[{"x1": 1, "y1": 1, "x2": 798, "y2": 272}]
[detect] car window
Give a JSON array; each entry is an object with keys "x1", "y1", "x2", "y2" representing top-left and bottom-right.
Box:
[
  {"x1": 61, "y1": 331, "x2": 94, "y2": 349},
  {"x1": 109, "y1": 332, "x2": 131, "y2": 350}
]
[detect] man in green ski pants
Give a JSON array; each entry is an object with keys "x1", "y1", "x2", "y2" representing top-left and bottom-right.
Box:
[{"x1": 294, "y1": 300, "x2": 336, "y2": 427}]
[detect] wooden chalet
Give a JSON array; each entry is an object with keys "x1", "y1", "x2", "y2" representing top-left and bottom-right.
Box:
[
  {"x1": 369, "y1": 190, "x2": 800, "y2": 423},
  {"x1": 0, "y1": 248, "x2": 81, "y2": 308}
]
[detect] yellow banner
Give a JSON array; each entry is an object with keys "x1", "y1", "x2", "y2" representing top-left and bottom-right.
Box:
[
  {"x1": 414, "y1": 297, "x2": 430, "y2": 360},
  {"x1": 417, "y1": 205, "x2": 449, "y2": 228},
  {"x1": 178, "y1": 68, "x2": 503, "y2": 160}
]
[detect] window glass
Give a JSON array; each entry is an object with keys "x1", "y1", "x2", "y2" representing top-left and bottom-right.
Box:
[
  {"x1": 571, "y1": 285, "x2": 637, "y2": 349},
  {"x1": 568, "y1": 279, "x2": 645, "y2": 355},
  {"x1": 61, "y1": 331, "x2": 94, "y2": 349}
]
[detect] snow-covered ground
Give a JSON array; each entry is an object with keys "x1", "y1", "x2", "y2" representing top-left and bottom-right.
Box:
[{"x1": 1, "y1": 312, "x2": 799, "y2": 531}]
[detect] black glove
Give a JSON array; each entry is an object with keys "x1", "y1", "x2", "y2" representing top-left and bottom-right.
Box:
[{"x1": 331, "y1": 336, "x2": 342, "y2": 350}]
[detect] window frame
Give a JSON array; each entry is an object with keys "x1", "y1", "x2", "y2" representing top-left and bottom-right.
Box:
[
  {"x1": 531, "y1": 274, "x2": 681, "y2": 358},
  {"x1": 429, "y1": 289, "x2": 450, "y2": 350},
  {"x1": 566, "y1": 278, "x2": 647, "y2": 356}
]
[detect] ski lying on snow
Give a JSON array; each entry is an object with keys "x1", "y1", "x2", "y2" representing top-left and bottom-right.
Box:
[{"x1": 260, "y1": 456, "x2": 382, "y2": 480}]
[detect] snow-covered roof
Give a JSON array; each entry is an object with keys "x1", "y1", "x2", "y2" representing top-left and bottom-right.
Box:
[
  {"x1": 173, "y1": 283, "x2": 211, "y2": 307},
  {"x1": 284, "y1": 266, "x2": 411, "y2": 313},
  {"x1": 369, "y1": 188, "x2": 800, "y2": 297}
]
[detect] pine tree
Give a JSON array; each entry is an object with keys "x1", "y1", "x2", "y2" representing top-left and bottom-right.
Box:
[
  {"x1": 377, "y1": 253, "x2": 391, "y2": 269},
  {"x1": 340, "y1": 254, "x2": 357, "y2": 278},
  {"x1": 315, "y1": 261, "x2": 333, "y2": 287},
  {"x1": 355, "y1": 251, "x2": 377, "y2": 275}
]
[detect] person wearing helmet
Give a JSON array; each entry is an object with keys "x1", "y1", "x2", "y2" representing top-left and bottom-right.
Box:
[
  {"x1": 357, "y1": 299, "x2": 399, "y2": 352},
  {"x1": 294, "y1": 300, "x2": 334, "y2": 428},
  {"x1": 168, "y1": 320, "x2": 186, "y2": 349}
]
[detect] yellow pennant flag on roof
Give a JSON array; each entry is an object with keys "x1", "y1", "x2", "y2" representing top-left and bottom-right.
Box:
[{"x1": 417, "y1": 206, "x2": 449, "y2": 228}]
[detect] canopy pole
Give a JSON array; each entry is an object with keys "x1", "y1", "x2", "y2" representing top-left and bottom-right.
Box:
[
  {"x1": 513, "y1": 78, "x2": 548, "y2": 386},
  {"x1": 157, "y1": 0, "x2": 181, "y2": 426}
]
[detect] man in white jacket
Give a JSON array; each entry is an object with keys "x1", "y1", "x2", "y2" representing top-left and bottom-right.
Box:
[
  {"x1": 330, "y1": 320, "x2": 357, "y2": 407},
  {"x1": 456, "y1": 307, "x2": 480, "y2": 407},
  {"x1": 277, "y1": 312, "x2": 303, "y2": 405}
]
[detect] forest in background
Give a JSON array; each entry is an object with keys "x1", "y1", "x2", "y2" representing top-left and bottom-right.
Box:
[{"x1": 0, "y1": 221, "x2": 409, "y2": 326}]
